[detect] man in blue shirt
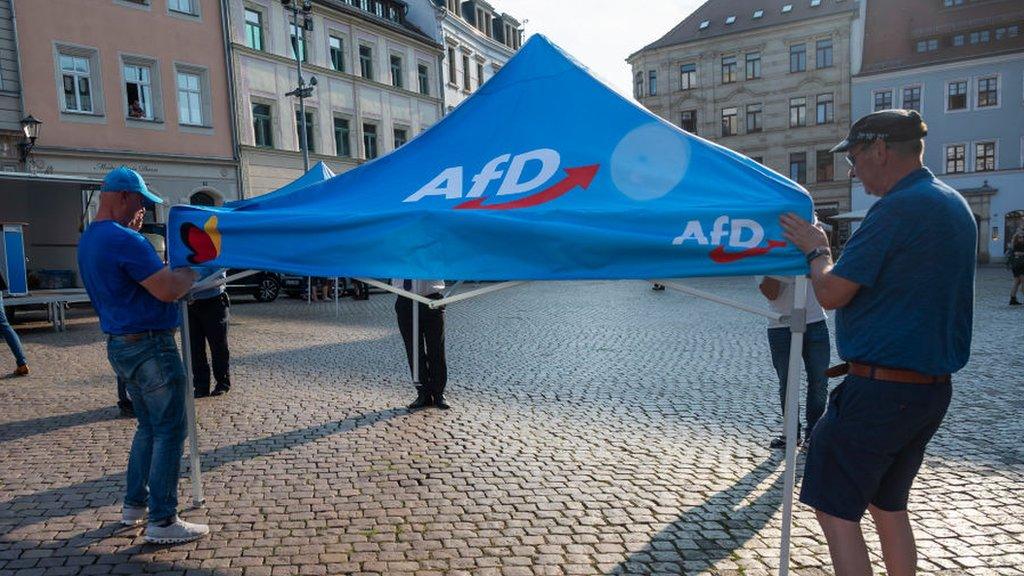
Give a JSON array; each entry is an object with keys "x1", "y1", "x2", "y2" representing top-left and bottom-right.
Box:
[
  {"x1": 78, "y1": 167, "x2": 209, "y2": 544},
  {"x1": 781, "y1": 110, "x2": 976, "y2": 576}
]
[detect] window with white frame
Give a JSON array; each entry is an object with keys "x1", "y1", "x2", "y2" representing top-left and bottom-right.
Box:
[
  {"x1": 176, "y1": 70, "x2": 204, "y2": 125},
  {"x1": 977, "y1": 76, "x2": 998, "y2": 107},
  {"x1": 816, "y1": 93, "x2": 834, "y2": 124},
  {"x1": 975, "y1": 141, "x2": 996, "y2": 172},
  {"x1": 390, "y1": 54, "x2": 404, "y2": 88},
  {"x1": 360, "y1": 45, "x2": 374, "y2": 80},
  {"x1": 945, "y1": 144, "x2": 966, "y2": 174},
  {"x1": 947, "y1": 80, "x2": 968, "y2": 110},
  {"x1": 59, "y1": 52, "x2": 94, "y2": 113},
  {"x1": 902, "y1": 86, "x2": 921, "y2": 111},
  {"x1": 418, "y1": 63, "x2": 430, "y2": 95},
  {"x1": 330, "y1": 36, "x2": 345, "y2": 72},
  {"x1": 245, "y1": 8, "x2": 264, "y2": 51},
  {"x1": 721, "y1": 107, "x2": 738, "y2": 136},
  {"x1": 873, "y1": 90, "x2": 893, "y2": 111},
  {"x1": 790, "y1": 96, "x2": 806, "y2": 127},
  {"x1": 168, "y1": 0, "x2": 196, "y2": 15},
  {"x1": 680, "y1": 63, "x2": 696, "y2": 90},
  {"x1": 252, "y1": 102, "x2": 273, "y2": 147},
  {"x1": 124, "y1": 62, "x2": 155, "y2": 119},
  {"x1": 291, "y1": 23, "x2": 308, "y2": 62}
]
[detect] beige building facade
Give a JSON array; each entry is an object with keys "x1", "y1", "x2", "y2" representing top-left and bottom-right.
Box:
[
  {"x1": 13, "y1": 0, "x2": 239, "y2": 214},
  {"x1": 628, "y1": 0, "x2": 861, "y2": 235},
  {"x1": 229, "y1": 0, "x2": 443, "y2": 198}
]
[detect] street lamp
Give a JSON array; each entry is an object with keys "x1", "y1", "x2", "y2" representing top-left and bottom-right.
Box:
[
  {"x1": 18, "y1": 115, "x2": 41, "y2": 164},
  {"x1": 282, "y1": 0, "x2": 316, "y2": 172}
]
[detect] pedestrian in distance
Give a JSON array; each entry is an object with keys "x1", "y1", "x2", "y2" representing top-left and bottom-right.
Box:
[
  {"x1": 0, "y1": 273, "x2": 29, "y2": 377},
  {"x1": 1007, "y1": 228, "x2": 1024, "y2": 305},
  {"x1": 78, "y1": 166, "x2": 210, "y2": 545},
  {"x1": 781, "y1": 110, "x2": 975, "y2": 576}
]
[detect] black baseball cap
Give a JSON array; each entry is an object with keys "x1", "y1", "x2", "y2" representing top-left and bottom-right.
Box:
[{"x1": 830, "y1": 109, "x2": 928, "y2": 153}]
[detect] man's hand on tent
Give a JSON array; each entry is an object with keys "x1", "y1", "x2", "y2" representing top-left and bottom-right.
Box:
[{"x1": 779, "y1": 213, "x2": 829, "y2": 255}]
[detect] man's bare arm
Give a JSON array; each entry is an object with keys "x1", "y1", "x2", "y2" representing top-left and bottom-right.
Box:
[
  {"x1": 140, "y1": 267, "x2": 197, "y2": 303},
  {"x1": 779, "y1": 213, "x2": 861, "y2": 310}
]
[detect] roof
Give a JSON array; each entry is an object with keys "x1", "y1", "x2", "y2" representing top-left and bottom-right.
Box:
[
  {"x1": 633, "y1": 0, "x2": 858, "y2": 58},
  {"x1": 860, "y1": 0, "x2": 1024, "y2": 76},
  {"x1": 317, "y1": 0, "x2": 439, "y2": 47}
]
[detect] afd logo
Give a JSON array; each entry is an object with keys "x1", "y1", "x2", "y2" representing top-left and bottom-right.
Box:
[
  {"x1": 673, "y1": 216, "x2": 787, "y2": 264},
  {"x1": 404, "y1": 148, "x2": 599, "y2": 210}
]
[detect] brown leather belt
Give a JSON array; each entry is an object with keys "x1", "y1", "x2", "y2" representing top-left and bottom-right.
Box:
[
  {"x1": 827, "y1": 362, "x2": 950, "y2": 385},
  {"x1": 112, "y1": 329, "x2": 174, "y2": 343}
]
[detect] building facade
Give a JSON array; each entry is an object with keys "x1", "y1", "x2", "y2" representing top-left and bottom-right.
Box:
[
  {"x1": 851, "y1": 0, "x2": 1024, "y2": 263},
  {"x1": 228, "y1": 0, "x2": 443, "y2": 197},
  {"x1": 405, "y1": 0, "x2": 522, "y2": 114},
  {"x1": 628, "y1": 0, "x2": 861, "y2": 240},
  {"x1": 12, "y1": 0, "x2": 239, "y2": 214},
  {"x1": 0, "y1": 0, "x2": 22, "y2": 171}
]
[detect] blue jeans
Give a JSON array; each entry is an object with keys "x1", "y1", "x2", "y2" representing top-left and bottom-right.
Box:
[
  {"x1": 107, "y1": 331, "x2": 187, "y2": 523},
  {"x1": 0, "y1": 293, "x2": 28, "y2": 367},
  {"x1": 767, "y1": 320, "x2": 831, "y2": 434}
]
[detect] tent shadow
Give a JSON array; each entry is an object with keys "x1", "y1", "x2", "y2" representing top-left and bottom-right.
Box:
[
  {"x1": 0, "y1": 407, "x2": 407, "y2": 539},
  {"x1": 608, "y1": 454, "x2": 786, "y2": 575},
  {"x1": 0, "y1": 407, "x2": 121, "y2": 444}
]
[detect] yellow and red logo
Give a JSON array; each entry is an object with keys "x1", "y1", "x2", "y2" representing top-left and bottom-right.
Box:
[{"x1": 180, "y1": 216, "x2": 222, "y2": 264}]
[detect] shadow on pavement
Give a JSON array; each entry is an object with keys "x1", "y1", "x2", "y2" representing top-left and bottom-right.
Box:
[{"x1": 0, "y1": 407, "x2": 122, "y2": 444}]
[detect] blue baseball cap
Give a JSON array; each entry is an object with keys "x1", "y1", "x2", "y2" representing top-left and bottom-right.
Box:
[{"x1": 100, "y1": 166, "x2": 163, "y2": 206}]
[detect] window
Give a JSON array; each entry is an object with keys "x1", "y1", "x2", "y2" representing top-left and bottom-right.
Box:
[
  {"x1": 1010, "y1": 26, "x2": 1019, "y2": 37},
  {"x1": 124, "y1": 63, "x2": 154, "y2": 119},
  {"x1": 978, "y1": 76, "x2": 998, "y2": 107},
  {"x1": 360, "y1": 45, "x2": 374, "y2": 80},
  {"x1": 59, "y1": 53, "x2": 93, "y2": 113},
  {"x1": 953, "y1": 35, "x2": 964, "y2": 46},
  {"x1": 375, "y1": 1, "x2": 384, "y2": 18},
  {"x1": 394, "y1": 128, "x2": 408, "y2": 148},
  {"x1": 721, "y1": 56, "x2": 737, "y2": 84},
  {"x1": 634, "y1": 71, "x2": 643, "y2": 98},
  {"x1": 330, "y1": 36, "x2": 345, "y2": 72},
  {"x1": 334, "y1": 117, "x2": 351, "y2": 156},
  {"x1": 680, "y1": 63, "x2": 696, "y2": 90},
  {"x1": 873, "y1": 90, "x2": 893, "y2": 111},
  {"x1": 947, "y1": 81, "x2": 967, "y2": 110},
  {"x1": 790, "y1": 44, "x2": 806, "y2": 73},
  {"x1": 976, "y1": 142, "x2": 996, "y2": 172},
  {"x1": 290, "y1": 23, "x2": 307, "y2": 62},
  {"x1": 721, "y1": 107, "x2": 738, "y2": 136},
  {"x1": 725, "y1": 15, "x2": 736, "y2": 25},
  {"x1": 296, "y1": 109, "x2": 314, "y2": 153},
  {"x1": 902, "y1": 86, "x2": 921, "y2": 111},
  {"x1": 816, "y1": 150, "x2": 834, "y2": 182},
  {"x1": 418, "y1": 64, "x2": 430, "y2": 95},
  {"x1": 649, "y1": 70, "x2": 657, "y2": 96},
  {"x1": 816, "y1": 39, "x2": 833, "y2": 68},
  {"x1": 790, "y1": 97, "x2": 806, "y2": 127},
  {"x1": 168, "y1": 0, "x2": 196, "y2": 15},
  {"x1": 944, "y1": 0, "x2": 964, "y2": 5},
  {"x1": 816, "y1": 93, "x2": 834, "y2": 124},
  {"x1": 680, "y1": 110, "x2": 697, "y2": 133},
  {"x1": 253, "y1": 103, "x2": 273, "y2": 147},
  {"x1": 447, "y1": 47, "x2": 456, "y2": 85},
  {"x1": 916, "y1": 38, "x2": 939, "y2": 52},
  {"x1": 477, "y1": 62, "x2": 484, "y2": 89},
  {"x1": 745, "y1": 52, "x2": 761, "y2": 80},
  {"x1": 782, "y1": 4, "x2": 793, "y2": 13},
  {"x1": 363, "y1": 123, "x2": 378, "y2": 159},
  {"x1": 359, "y1": 0, "x2": 368, "y2": 10},
  {"x1": 462, "y1": 54, "x2": 471, "y2": 89},
  {"x1": 746, "y1": 103, "x2": 762, "y2": 133},
  {"x1": 811, "y1": 0, "x2": 821, "y2": 6},
  {"x1": 390, "y1": 54, "x2": 404, "y2": 88},
  {"x1": 945, "y1": 144, "x2": 965, "y2": 174},
  {"x1": 177, "y1": 71, "x2": 203, "y2": 125},
  {"x1": 753, "y1": 9, "x2": 764, "y2": 18},
  {"x1": 699, "y1": 20, "x2": 709, "y2": 30},
  {"x1": 245, "y1": 8, "x2": 264, "y2": 50},
  {"x1": 789, "y1": 152, "x2": 807, "y2": 183}
]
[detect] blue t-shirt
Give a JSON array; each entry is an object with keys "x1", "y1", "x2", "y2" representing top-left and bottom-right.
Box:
[
  {"x1": 832, "y1": 168, "x2": 976, "y2": 375},
  {"x1": 78, "y1": 221, "x2": 179, "y2": 335}
]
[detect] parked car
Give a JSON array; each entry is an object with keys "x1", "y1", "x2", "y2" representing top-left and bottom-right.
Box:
[{"x1": 226, "y1": 269, "x2": 282, "y2": 302}]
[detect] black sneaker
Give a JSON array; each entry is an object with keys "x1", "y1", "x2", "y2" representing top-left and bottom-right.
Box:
[
  {"x1": 210, "y1": 385, "x2": 230, "y2": 397},
  {"x1": 407, "y1": 390, "x2": 432, "y2": 410},
  {"x1": 1011, "y1": 297, "x2": 1021, "y2": 306},
  {"x1": 433, "y1": 394, "x2": 450, "y2": 410},
  {"x1": 118, "y1": 402, "x2": 135, "y2": 419},
  {"x1": 769, "y1": 426, "x2": 803, "y2": 450}
]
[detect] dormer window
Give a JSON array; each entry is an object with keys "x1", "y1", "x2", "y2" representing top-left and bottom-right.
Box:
[
  {"x1": 725, "y1": 16, "x2": 736, "y2": 24},
  {"x1": 699, "y1": 20, "x2": 710, "y2": 30},
  {"x1": 782, "y1": 4, "x2": 793, "y2": 13},
  {"x1": 810, "y1": 0, "x2": 821, "y2": 6},
  {"x1": 753, "y1": 9, "x2": 764, "y2": 18}
]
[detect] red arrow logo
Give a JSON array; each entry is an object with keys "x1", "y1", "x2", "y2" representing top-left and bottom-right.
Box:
[
  {"x1": 455, "y1": 165, "x2": 600, "y2": 211},
  {"x1": 709, "y1": 240, "x2": 788, "y2": 264}
]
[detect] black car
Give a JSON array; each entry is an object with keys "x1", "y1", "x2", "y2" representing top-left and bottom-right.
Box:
[{"x1": 226, "y1": 269, "x2": 282, "y2": 302}]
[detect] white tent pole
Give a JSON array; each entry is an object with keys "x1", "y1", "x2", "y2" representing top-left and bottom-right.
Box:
[
  {"x1": 430, "y1": 281, "x2": 525, "y2": 308},
  {"x1": 178, "y1": 300, "x2": 205, "y2": 507},
  {"x1": 412, "y1": 292, "x2": 420, "y2": 385},
  {"x1": 655, "y1": 279, "x2": 785, "y2": 322},
  {"x1": 334, "y1": 277, "x2": 339, "y2": 318},
  {"x1": 191, "y1": 269, "x2": 256, "y2": 295},
  {"x1": 779, "y1": 275, "x2": 808, "y2": 576},
  {"x1": 307, "y1": 277, "x2": 311, "y2": 304},
  {"x1": 357, "y1": 278, "x2": 436, "y2": 305}
]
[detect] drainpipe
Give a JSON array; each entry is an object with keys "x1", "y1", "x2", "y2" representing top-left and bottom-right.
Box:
[
  {"x1": 220, "y1": 0, "x2": 245, "y2": 200},
  {"x1": 10, "y1": 0, "x2": 30, "y2": 169}
]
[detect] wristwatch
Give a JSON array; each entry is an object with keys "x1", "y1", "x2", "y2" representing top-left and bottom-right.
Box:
[{"x1": 805, "y1": 246, "x2": 831, "y2": 264}]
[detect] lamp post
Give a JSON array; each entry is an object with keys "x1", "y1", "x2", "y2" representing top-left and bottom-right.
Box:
[
  {"x1": 18, "y1": 115, "x2": 41, "y2": 165},
  {"x1": 282, "y1": 0, "x2": 316, "y2": 172}
]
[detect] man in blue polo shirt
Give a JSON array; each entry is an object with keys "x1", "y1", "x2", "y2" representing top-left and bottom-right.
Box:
[
  {"x1": 78, "y1": 167, "x2": 209, "y2": 544},
  {"x1": 781, "y1": 110, "x2": 975, "y2": 576}
]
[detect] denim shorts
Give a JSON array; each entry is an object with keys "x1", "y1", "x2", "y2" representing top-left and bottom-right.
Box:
[{"x1": 799, "y1": 374, "x2": 952, "y2": 522}]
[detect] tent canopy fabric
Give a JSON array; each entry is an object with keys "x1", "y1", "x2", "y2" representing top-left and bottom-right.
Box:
[
  {"x1": 223, "y1": 161, "x2": 335, "y2": 209},
  {"x1": 168, "y1": 35, "x2": 813, "y2": 280}
]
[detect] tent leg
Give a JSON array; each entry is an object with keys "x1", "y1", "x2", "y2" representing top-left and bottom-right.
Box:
[
  {"x1": 307, "y1": 277, "x2": 311, "y2": 304},
  {"x1": 179, "y1": 301, "x2": 205, "y2": 508},
  {"x1": 779, "y1": 275, "x2": 808, "y2": 576},
  {"x1": 412, "y1": 297, "x2": 419, "y2": 385},
  {"x1": 334, "y1": 277, "x2": 339, "y2": 318}
]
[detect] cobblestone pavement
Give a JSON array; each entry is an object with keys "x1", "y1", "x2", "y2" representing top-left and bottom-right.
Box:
[{"x1": 1, "y1": 268, "x2": 1021, "y2": 575}]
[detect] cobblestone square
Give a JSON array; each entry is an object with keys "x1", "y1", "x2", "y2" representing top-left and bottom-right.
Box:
[{"x1": 1, "y1": 269, "x2": 1021, "y2": 575}]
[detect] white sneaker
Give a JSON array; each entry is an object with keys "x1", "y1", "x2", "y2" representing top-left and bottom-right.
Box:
[
  {"x1": 143, "y1": 517, "x2": 210, "y2": 544},
  {"x1": 121, "y1": 505, "x2": 147, "y2": 526}
]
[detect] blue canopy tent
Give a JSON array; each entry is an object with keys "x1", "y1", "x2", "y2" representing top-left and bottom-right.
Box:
[
  {"x1": 224, "y1": 161, "x2": 335, "y2": 209},
  {"x1": 171, "y1": 35, "x2": 814, "y2": 575}
]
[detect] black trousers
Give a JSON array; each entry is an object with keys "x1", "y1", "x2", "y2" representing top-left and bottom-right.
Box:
[
  {"x1": 395, "y1": 294, "x2": 447, "y2": 397},
  {"x1": 188, "y1": 293, "x2": 230, "y2": 394}
]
